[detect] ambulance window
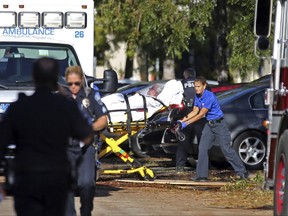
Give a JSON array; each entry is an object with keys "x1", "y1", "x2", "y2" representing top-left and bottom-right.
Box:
[
  {"x1": 17, "y1": 48, "x2": 39, "y2": 58},
  {"x1": 45, "y1": 50, "x2": 66, "y2": 59},
  {"x1": 67, "y1": 49, "x2": 77, "y2": 66}
]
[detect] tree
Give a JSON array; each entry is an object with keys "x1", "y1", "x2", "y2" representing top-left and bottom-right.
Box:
[
  {"x1": 95, "y1": 0, "x2": 215, "y2": 80},
  {"x1": 226, "y1": 0, "x2": 260, "y2": 80},
  {"x1": 95, "y1": 0, "x2": 262, "y2": 82}
]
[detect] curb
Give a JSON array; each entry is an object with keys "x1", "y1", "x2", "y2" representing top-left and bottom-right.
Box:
[{"x1": 115, "y1": 179, "x2": 228, "y2": 188}]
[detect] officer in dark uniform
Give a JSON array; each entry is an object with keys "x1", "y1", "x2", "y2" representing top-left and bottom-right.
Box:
[
  {"x1": 0, "y1": 57, "x2": 93, "y2": 216},
  {"x1": 64, "y1": 66, "x2": 108, "y2": 216},
  {"x1": 175, "y1": 68, "x2": 207, "y2": 172},
  {"x1": 179, "y1": 76, "x2": 248, "y2": 181}
]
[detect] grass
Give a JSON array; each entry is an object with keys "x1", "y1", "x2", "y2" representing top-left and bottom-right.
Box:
[{"x1": 206, "y1": 171, "x2": 273, "y2": 209}]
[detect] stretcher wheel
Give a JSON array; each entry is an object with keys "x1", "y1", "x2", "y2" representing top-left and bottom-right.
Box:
[{"x1": 143, "y1": 168, "x2": 156, "y2": 181}]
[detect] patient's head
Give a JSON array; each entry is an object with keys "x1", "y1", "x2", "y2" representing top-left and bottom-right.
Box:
[{"x1": 147, "y1": 83, "x2": 164, "y2": 97}]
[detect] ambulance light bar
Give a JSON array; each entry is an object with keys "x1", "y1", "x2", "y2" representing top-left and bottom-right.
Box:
[
  {"x1": 65, "y1": 12, "x2": 86, "y2": 28},
  {"x1": 0, "y1": 12, "x2": 17, "y2": 28},
  {"x1": 19, "y1": 12, "x2": 40, "y2": 28},
  {"x1": 43, "y1": 12, "x2": 63, "y2": 28},
  {"x1": 0, "y1": 11, "x2": 87, "y2": 29}
]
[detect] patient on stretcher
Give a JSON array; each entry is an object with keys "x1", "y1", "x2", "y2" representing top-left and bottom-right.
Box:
[{"x1": 101, "y1": 80, "x2": 184, "y2": 123}]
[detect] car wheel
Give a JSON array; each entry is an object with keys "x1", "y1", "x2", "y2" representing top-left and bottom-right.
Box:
[
  {"x1": 130, "y1": 132, "x2": 150, "y2": 158},
  {"x1": 274, "y1": 130, "x2": 288, "y2": 216},
  {"x1": 233, "y1": 131, "x2": 266, "y2": 170}
]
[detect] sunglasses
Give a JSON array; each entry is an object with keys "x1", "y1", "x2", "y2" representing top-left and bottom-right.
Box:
[{"x1": 67, "y1": 82, "x2": 81, "y2": 86}]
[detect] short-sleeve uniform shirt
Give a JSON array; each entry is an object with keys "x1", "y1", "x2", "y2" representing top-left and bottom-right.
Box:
[{"x1": 194, "y1": 89, "x2": 223, "y2": 121}]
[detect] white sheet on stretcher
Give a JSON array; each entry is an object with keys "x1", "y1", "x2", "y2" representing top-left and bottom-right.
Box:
[{"x1": 102, "y1": 79, "x2": 184, "y2": 123}]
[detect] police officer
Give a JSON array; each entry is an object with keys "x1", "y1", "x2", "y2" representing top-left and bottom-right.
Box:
[
  {"x1": 0, "y1": 57, "x2": 93, "y2": 216},
  {"x1": 64, "y1": 66, "x2": 108, "y2": 216},
  {"x1": 179, "y1": 76, "x2": 248, "y2": 181},
  {"x1": 175, "y1": 68, "x2": 207, "y2": 172}
]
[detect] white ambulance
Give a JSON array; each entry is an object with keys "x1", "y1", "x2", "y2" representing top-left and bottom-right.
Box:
[{"x1": 0, "y1": 0, "x2": 118, "y2": 119}]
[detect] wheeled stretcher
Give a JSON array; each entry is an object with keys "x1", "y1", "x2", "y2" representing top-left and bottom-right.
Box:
[{"x1": 98, "y1": 93, "x2": 162, "y2": 180}]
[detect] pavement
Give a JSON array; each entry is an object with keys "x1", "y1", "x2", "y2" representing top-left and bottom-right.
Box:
[{"x1": 0, "y1": 156, "x2": 270, "y2": 216}]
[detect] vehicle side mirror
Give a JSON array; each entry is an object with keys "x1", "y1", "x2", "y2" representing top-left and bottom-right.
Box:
[
  {"x1": 86, "y1": 69, "x2": 118, "y2": 93},
  {"x1": 102, "y1": 69, "x2": 118, "y2": 93},
  {"x1": 254, "y1": 0, "x2": 272, "y2": 37}
]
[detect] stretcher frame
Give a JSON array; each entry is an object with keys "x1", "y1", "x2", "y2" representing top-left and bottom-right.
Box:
[{"x1": 98, "y1": 93, "x2": 156, "y2": 180}]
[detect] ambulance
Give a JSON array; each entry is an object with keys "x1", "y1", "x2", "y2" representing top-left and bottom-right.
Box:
[{"x1": 0, "y1": 0, "x2": 117, "y2": 120}]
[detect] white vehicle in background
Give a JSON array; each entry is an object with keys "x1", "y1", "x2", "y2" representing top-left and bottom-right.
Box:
[
  {"x1": 0, "y1": 0, "x2": 94, "y2": 76},
  {"x1": 0, "y1": 0, "x2": 117, "y2": 119}
]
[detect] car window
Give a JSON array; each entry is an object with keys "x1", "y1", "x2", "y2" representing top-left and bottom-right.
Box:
[{"x1": 249, "y1": 90, "x2": 268, "y2": 109}]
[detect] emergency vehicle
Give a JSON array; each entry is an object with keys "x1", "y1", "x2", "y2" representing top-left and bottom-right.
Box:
[
  {"x1": 0, "y1": 0, "x2": 118, "y2": 120},
  {"x1": 255, "y1": 0, "x2": 288, "y2": 215}
]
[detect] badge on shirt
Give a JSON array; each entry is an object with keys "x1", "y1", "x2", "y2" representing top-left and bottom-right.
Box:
[{"x1": 82, "y1": 98, "x2": 90, "y2": 108}]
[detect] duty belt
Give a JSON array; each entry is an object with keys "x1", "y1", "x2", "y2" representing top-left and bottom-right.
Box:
[{"x1": 208, "y1": 117, "x2": 224, "y2": 125}]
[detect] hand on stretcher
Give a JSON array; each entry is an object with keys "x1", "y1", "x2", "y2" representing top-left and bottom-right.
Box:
[{"x1": 171, "y1": 121, "x2": 186, "y2": 141}]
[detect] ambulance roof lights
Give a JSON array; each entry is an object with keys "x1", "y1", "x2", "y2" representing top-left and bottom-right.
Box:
[
  {"x1": 19, "y1": 12, "x2": 40, "y2": 28},
  {"x1": 0, "y1": 12, "x2": 17, "y2": 28},
  {"x1": 43, "y1": 12, "x2": 63, "y2": 28},
  {"x1": 65, "y1": 12, "x2": 86, "y2": 29}
]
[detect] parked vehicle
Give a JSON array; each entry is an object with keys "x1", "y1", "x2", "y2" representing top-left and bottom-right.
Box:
[
  {"x1": 115, "y1": 80, "x2": 167, "y2": 95},
  {"x1": 136, "y1": 82, "x2": 269, "y2": 170},
  {"x1": 115, "y1": 79, "x2": 219, "y2": 95}
]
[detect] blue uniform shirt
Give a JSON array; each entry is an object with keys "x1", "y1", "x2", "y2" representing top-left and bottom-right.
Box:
[
  {"x1": 67, "y1": 87, "x2": 107, "y2": 126},
  {"x1": 194, "y1": 89, "x2": 223, "y2": 121}
]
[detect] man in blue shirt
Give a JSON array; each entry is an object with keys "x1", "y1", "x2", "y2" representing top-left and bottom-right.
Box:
[
  {"x1": 178, "y1": 76, "x2": 248, "y2": 181},
  {"x1": 176, "y1": 68, "x2": 207, "y2": 171}
]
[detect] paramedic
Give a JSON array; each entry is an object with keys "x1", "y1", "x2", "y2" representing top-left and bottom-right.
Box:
[
  {"x1": 175, "y1": 68, "x2": 207, "y2": 172},
  {"x1": 64, "y1": 66, "x2": 108, "y2": 216},
  {"x1": 0, "y1": 57, "x2": 93, "y2": 216},
  {"x1": 179, "y1": 76, "x2": 248, "y2": 181}
]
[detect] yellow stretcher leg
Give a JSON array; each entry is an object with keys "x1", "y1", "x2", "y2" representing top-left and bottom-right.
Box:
[{"x1": 99, "y1": 133, "x2": 155, "y2": 181}]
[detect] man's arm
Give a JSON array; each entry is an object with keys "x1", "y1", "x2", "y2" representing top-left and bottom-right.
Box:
[
  {"x1": 180, "y1": 106, "x2": 208, "y2": 125},
  {"x1": 188, "y1": 108, "x2": 208, "y2": 124},
  {"x1": 181, "y1": 106, "x2": 199, "y2": 123}
]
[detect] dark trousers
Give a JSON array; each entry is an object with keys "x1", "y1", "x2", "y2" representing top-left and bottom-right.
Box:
[
  {"x1": 176, "y1": 118, "x2": 207, "y2": 167},
  {"x1": 65, "y1": 145, "x2": 96, "y2": 216},
  {"x1": 14, "y1": 171, "x2": 70, "y2": 216},
  {"x1": 196, "y1": 120, "x2": 246, "y2": 178}
]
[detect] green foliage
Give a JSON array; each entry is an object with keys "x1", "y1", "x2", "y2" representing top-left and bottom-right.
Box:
[
  {"x1": 221, "y1": 171, "x2": 265, "y2": 191},
  {"x1": 95, "y1": 0, "x2": 266, "y2": 80},
  {"x1": 95, "y1": 0, "x2": 219, "y2": 60},
  {"x1": 188, "y1": 0, "x2": 216, "y2": 41},
  {"x1": 226, "y1": 0, "x2": 260, "y2": 77}
]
